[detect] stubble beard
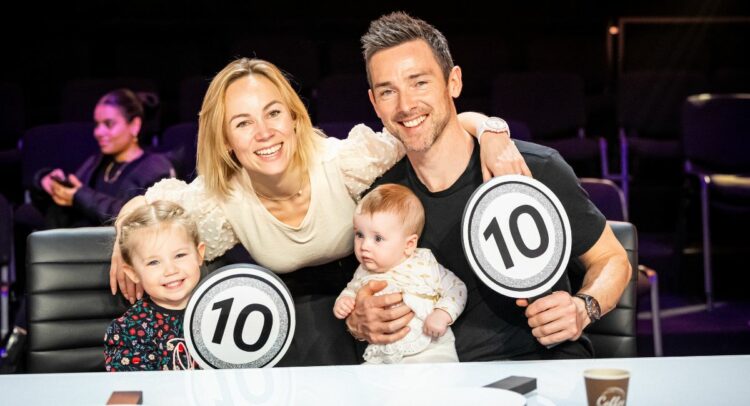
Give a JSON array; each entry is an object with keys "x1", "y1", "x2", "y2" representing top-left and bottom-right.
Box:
[{"x1": 390, "y1": 113, "x2": 449, "y2": 153}]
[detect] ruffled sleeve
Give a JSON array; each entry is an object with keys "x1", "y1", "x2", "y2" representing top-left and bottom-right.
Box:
[
  {"x1": 333, "y1": 124, "x2": 405, "y2": 199},
  {"x1": 144, "y1": 177, "x2": 238, "y2": 261}
]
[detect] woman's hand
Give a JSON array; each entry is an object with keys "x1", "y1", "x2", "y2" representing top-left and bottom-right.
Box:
[
  {"x1": 41, "y1": 169, "x2": 65, "y2": 195},
  {"x1": 109, "y1": 196, "x2": 148, "y2": 303},
  {"x1": 457, "y1": 111, "x2": 532, "y2": 181},
  {"x1": 479, "y1": 132, "x2": 532, "y2": 181},
  {"x1": 49, "y1": 174, "x2": 82, "y2": 206},
  {"x1": 109, "y1": 239, "x2": 142, "y2": 304}
]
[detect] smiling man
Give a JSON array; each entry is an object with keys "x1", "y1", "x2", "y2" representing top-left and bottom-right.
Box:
[{"x1": 345, "y1": 12, "x2": 632, "y2": 361}]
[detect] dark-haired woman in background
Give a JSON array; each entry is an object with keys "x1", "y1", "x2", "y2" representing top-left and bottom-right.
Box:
[
  {"x1": 0, "y1": 89, "x2": 176, "y2": 372},
  {"x1": 35, "y1": 88, "x2": 175, "y2": 228}
]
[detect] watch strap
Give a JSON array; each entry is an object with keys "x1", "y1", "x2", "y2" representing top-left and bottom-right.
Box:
[{"x1": 477, "y1": 117, "x2": 510, "y2": 144}]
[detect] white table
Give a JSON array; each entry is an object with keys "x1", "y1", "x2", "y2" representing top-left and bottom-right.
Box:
[{"x1": 3, "y1": 355, "x2": 748, "y2": 405}]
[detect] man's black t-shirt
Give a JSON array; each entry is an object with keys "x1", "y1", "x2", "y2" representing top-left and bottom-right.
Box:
[{"x1": 370, "y1": 139, "x2": 606, "y2": 361}]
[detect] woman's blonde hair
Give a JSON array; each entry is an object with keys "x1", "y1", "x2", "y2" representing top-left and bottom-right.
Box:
[
  {"x1": 356, "y1": 184, "x2": 425, "y2": 237},
  {"x1": 197, "y1": 58, "x2": 322, "y2": 198},
  {"x1": 118, "y1": 200, "x2": 200, "y2": 267}
]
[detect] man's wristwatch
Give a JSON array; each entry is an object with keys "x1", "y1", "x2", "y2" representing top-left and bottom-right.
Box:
[
  {"x1": 476, "y1": 117, "x2": 510, "y2": 144},
  {"x1": 575, "y1": 293, "x2": 601, "y2": 324}
]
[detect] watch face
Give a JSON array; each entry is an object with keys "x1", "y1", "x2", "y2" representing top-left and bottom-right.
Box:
[
  {"x1": 577, "y1": 294, "x2": 601, "y2": 321},
  {"x1": 486, "y1": 117, "x2": 508, "y2": 132}
]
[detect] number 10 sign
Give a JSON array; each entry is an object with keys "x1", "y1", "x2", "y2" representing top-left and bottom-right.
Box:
[
  {"x1": 462, "y1": 175, "x2": 571, "y2": 299},
  {"x1": 185, "y1": 264, "x2": 295, "y2": 369}
]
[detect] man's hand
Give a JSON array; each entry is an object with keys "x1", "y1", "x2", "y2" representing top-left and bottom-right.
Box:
[
  {"x1": 333, "y1": 296, "x2": 355, "y2": 319},
  {"x1": 345, "y1": 280, "x2": 414, "y2": 344},
  {"x1": 479, "y1": 132, "x2": 532, "y2": 182},
  {"x1": 516, "y1": 291, "x2": 588, "y2": 346},
  {"x1": 423, "y1": 308, "x2": 452, "y2": 338}
]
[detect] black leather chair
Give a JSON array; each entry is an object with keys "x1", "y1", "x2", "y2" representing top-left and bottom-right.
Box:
[
  {"x1": 581, "y1": 178, "x2": 663, "y2": 356},
  {"x1": 578, "y1": 221, "x2": 638, "y2": 358},
  {"x1": 26, "y1": 227, "x2": 127, "y2": 373}
]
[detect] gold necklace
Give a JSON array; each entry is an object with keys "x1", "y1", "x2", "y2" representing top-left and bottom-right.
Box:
[
  {"x1": 254, "y1": 178, "x2": 305, "y2": 202},
  {"x1": 103, "y1": 160, "x2": 131, "y2": 183},
  {"x1": 104, "y1": 150, "x2": 143, "y2": 184}
]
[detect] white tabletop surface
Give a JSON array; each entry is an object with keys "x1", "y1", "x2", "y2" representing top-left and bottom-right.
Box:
[{"x1": 2, "y1": 355, "x2": 749, "y2": 405}]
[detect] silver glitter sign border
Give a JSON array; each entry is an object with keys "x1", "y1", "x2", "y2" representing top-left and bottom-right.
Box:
[
  {"x1": 468, "y1": 181, "x2": 567, "y2": 291},
  {"x1": 190, "y1": 273, "x2": 291, "y2": 369}
]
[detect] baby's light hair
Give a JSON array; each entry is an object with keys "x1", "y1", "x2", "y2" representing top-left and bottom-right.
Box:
[
  {"x1": 118, "y1": 200, "x2": 200, "y2": 266},
  {"x1": 357, "y1": 184, "x2": 425, "y2": 237}
]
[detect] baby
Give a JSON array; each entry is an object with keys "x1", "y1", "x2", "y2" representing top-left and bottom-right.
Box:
[
  {"x1": 104, "y1": 200, "x2": 204, "y2": 371},
  {"x1": 334, "y1": 184, "x2": 467, "y2": 363}
]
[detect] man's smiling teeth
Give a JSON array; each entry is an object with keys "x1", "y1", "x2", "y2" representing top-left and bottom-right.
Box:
[
  {"x1": 256, "y1": 144, "x2": 282, "y2": 156},
  {"x1": 402, "y1": 115, "x2": 426, "y2": 128}
]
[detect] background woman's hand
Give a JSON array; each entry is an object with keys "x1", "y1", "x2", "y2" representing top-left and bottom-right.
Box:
[
  {"x1": 49, "y1": 174, "x2": 82, "y2": 206},
  {"x1": 41, "y1": 169, "x2": 65, "y2": 196}
]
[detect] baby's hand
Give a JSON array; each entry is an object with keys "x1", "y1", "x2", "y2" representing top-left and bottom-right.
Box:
[
  {"x1": 423, "y1": 309, "x2": 453, "y2": 338},
  {"x1": 333, "y1": 296, "x2": 355, "y2": 319}
]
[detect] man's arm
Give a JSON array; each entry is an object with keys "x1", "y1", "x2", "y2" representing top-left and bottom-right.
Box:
[
  {"x1": 575, "y1": 224, "x2": 632, "y2": 321},
  {"x1": 519, "y1": 224, "x2": 631, "y2": 346}
]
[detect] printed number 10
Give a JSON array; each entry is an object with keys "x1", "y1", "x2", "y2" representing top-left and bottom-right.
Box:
[
  {"x1": 483, "y1": 204, "x2": 549, "y2": 269},
  {"x1": 211, "y1": 298, "x2": 272, "y2": 352}
]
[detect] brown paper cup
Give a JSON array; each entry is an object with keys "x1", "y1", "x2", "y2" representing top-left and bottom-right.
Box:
[{"x1": 584, "y1": 368, "x2": 630, "y2": 406}]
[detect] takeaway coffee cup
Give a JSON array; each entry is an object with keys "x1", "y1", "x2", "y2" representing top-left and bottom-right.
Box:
[{"x1": 583, "y1": 368, "x2": 630, "y2": 406}]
